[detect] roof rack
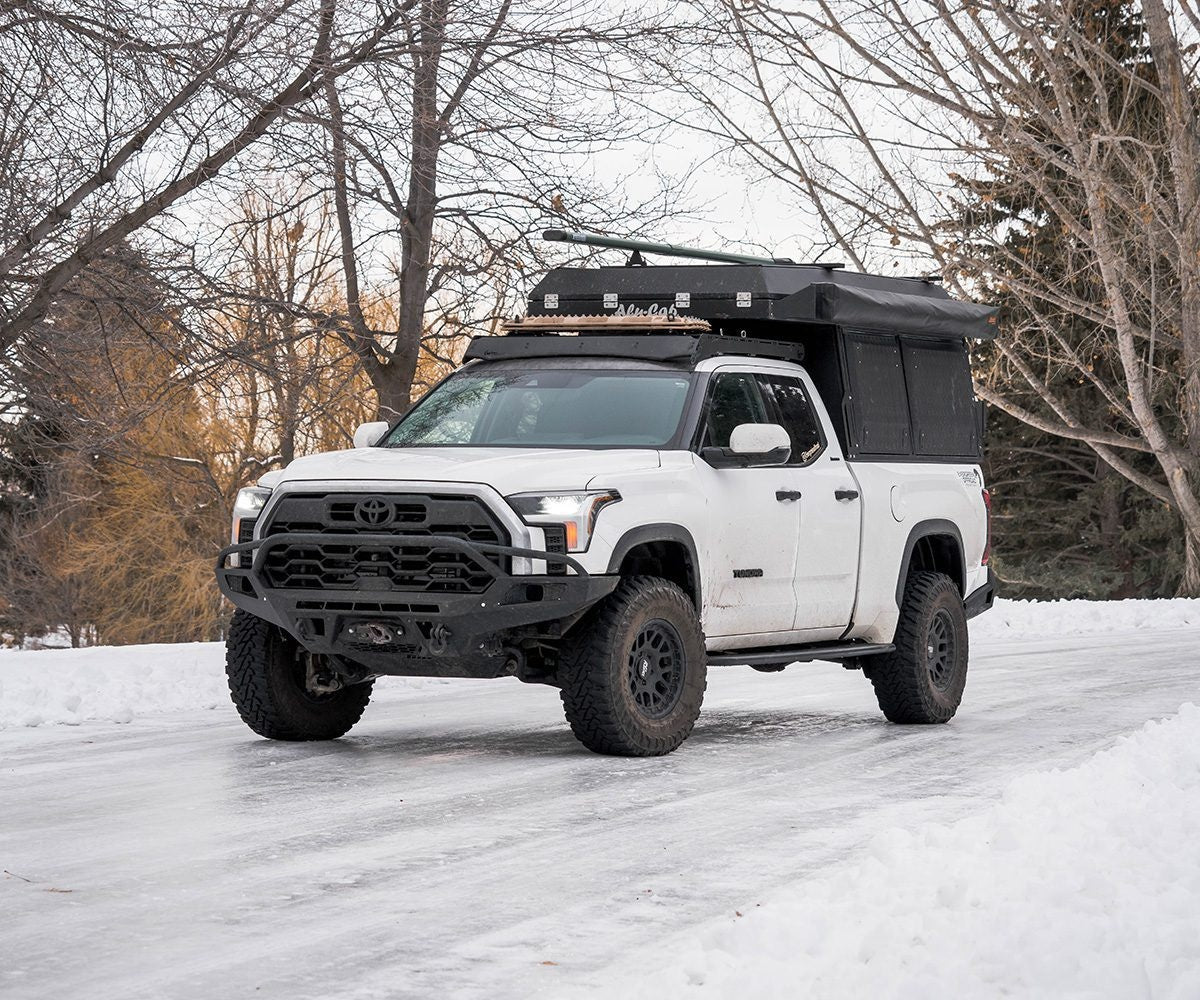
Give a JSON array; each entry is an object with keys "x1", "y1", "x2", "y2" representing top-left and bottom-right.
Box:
[{"x1": 463, "y1": 332, "x2": 803, "y2": 366}]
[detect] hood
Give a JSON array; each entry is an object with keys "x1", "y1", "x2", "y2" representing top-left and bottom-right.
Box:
[{"x1": 262, "y1": 446, "x2": 661, "y2": 496}]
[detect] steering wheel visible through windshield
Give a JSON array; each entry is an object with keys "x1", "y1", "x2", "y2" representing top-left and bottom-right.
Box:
[{"x1": 384, "y1": 368, "x2": 694, "y2": 448}]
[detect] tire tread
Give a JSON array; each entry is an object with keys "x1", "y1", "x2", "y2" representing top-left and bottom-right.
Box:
[
  {"x1": 558, "y1": 576, "x2": 706, "y2": 756},
  {"x1": 865, "y1": 571, "x2": 966, "y2": 724},
  {"x1": 225, "y1": 610, "x2": 371, "y2": 740}
]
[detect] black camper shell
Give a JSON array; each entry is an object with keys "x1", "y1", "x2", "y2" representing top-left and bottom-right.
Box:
[{"x1": 475, "y1": 263, "x2": 998, "y2": 465}]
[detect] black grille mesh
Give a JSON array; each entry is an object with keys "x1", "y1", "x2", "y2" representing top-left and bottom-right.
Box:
[
  {"x1": 542, "y1": 525, "x2": 568, "y2": 576},
  {"x1": 234, "y1": 518, "x2": 257, "y2": 571},
  {"x1": 259, "y1": 493, "x2": 509, "y2": 594}
]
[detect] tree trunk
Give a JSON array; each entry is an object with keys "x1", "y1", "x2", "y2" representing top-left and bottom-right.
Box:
[
  {"x1": 385, "y1": 0, "x2": 449, "y2": 420},
  {"x1": 1143, "y1": 0, "x2": 1200, "y2": 555},
  {"x1": 371, "y1": 362, "x2": 418, "y2": 421},
  {"x1": 1180, "y1": 530, "x2": 1200, "y2": 598}
]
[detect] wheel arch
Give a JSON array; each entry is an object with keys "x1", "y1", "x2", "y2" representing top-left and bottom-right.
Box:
[
  {"x1": 606, "y1": 524, "x2": 702, "y2": 614},
  {"x1": 895, "y1": 520, "x2": 965, "y2": 605}
]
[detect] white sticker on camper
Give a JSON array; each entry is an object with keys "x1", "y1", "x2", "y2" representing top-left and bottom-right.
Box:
[
  {"x1": 736, "y1": 291, "x2": 752, "y2": 308},
  {"x1": 615, "y1": 303, "x2": 679, "y2": 318},
  {"x1": 675, "y1": 292, "x2": 691, "y2": 309},
  {"x1": 543, "y1": 293, "x2": 559, "y2": 309},
  {"x1": 603, "y1": 293, "x2": 618, "y2": 309}
]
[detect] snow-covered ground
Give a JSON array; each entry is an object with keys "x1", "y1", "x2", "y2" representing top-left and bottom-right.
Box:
[
  {"x1": 619, "y1": 705, "x2": 1200, "y2": 1000},
  {"x1": 1, "y1": 600, "x2": 1197, "y2": 1000},
  {"x1": 976, "y1": 595, "x2": 1200, "y2": 638},
  {"x1": 2, "y1": 597, "x2": 1197, "y2": 730},
  {"x1": 0, "y1": 643, "x2": 454, "y2": 730}
]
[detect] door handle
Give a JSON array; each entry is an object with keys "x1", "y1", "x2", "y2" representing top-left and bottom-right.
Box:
[
  {"x1": 834, "y1": 488, "x2": 860, "y2": 501},
  {"x1": 775, "y1": 490, "x2": 802, "y2": 502}
]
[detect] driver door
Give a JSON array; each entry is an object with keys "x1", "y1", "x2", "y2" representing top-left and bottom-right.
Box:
[{"x1": 695, "y1": 370, "x2": 804, "y2": 638}]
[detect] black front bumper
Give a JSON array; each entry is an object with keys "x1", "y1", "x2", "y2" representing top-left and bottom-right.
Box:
[{"x1": 216, "y1": 532, "x2": 617, "y2": 676}]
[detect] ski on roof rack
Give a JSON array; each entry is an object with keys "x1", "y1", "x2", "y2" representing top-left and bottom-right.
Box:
[{"x1": 542, "y1": 228, "x2": 839, "y2": 267}]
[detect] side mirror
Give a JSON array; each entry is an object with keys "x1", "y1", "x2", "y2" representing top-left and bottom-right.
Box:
[
  {"x1": 730, "y1": 423, "x2": 790, "y2": 458},
  {"x1": 702, "y1": 423, "x2": 791, "y2": 468},
  {"x1": 353, "y1": 421, "x2": 390, "y2": 449}
]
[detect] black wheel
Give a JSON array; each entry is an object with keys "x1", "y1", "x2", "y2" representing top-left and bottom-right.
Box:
[
  {"x1": 558, "y1": 576, "x2": 707, "y2": 756},
  {"x1": 225, "y1": 610, "x2": 373, "y2": 740},
  {"x1": 863, "y1": 571, "x2": 968, "y2": 724}
]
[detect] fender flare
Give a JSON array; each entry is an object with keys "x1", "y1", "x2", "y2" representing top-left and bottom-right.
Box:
[
  {"x1": 895, "y1": 519, "x2": 965, "y2": 606},
  {"x1": 606, "y1": 523, "x2": 702, "y2": 612}
]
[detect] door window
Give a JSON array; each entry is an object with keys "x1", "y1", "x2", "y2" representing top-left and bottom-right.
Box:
[
  {"x1": 757, "y1": 375, "x2": 825, "y2": 465},
  {"x1": 701, "y1": 372, "x2": 770, "y2": 448}
]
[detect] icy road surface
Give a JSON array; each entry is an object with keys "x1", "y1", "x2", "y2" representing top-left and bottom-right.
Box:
[{"x1": 2, "y1": 627, "x2": 1197, "y2": 1000}]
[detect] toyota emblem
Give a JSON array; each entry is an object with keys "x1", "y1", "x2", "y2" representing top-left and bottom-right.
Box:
[{"x1": 353, "y1": 497, "x2": 394, "y2": 527}]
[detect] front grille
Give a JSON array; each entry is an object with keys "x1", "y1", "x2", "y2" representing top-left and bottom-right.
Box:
[{"x1": 259, "y1": 493, "x2": 510, "y2": 594}]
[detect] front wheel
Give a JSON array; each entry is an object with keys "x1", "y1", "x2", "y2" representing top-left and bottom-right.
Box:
[
  {"x1": 558, "y1": 577, "x2": 707, "y2": 756},
  {"x1": 863, "y1": 571, "x2": 968, "y2": 724},
  {"x1": 225, "y1": 610, "x2": 373, "y2": 740}
]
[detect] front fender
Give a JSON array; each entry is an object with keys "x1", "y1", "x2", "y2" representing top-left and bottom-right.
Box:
[{"x1": 604, "y1": 523, "x2": 702, "y2": 613}]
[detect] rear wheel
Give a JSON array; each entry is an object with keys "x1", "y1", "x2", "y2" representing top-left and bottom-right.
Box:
[
  {"x1": 863, "y1": 571, "x2": 968, "y2": 724},
  {"x1": 225, "y1": 610, "x2": 373, "y2": 740},
  {"x1": 558, "y1": 576, "x2": 707, "y2": 756}
]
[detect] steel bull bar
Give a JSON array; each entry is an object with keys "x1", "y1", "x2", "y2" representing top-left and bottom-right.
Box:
[{"x1": 215, "y1": 532, "x2": 618, "y2": 675}]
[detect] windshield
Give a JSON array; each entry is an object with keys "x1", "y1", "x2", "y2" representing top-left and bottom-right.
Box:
[{"x1": 384, "y1": 368, "x2": 693, "y2": 448}]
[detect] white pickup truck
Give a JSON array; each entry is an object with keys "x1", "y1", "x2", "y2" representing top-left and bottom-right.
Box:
[{"x1": 217, "y1": 237, "x2": 997, "y2": 756}]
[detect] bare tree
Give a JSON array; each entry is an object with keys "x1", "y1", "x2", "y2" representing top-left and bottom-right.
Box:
[
  {"x1": 2, "y1": 0, "x2": 683, "y2": 423},
  {"x1": 197, "y1": 190, "x2": 364, "y2": 468},
  {"x1": 306, "y1": 0, "x2": 684, "y2": 415},
  {"x1": 669, "y1": 0, "x2": 1200, "y2": 593},
  {"x1": 0, "y1": 0, "x2": 413, "y2": 351}
]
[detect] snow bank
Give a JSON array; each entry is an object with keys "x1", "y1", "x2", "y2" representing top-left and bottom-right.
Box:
[
  {"x1": 0, "y1": 642, "x2": 229, "y2": 729},
  {"x1": 0, "y1": 642, "x2": 453, "y2": 730},
  {"x1": 631, "y1": 704, "x2": 1200, "y2": 1000},
  {"x1": 2, "y1": 598, "x2": 1195, "y2": 730},
  {"x1": 973, "y1": 596, "x2": 1200, "y2": 639}
]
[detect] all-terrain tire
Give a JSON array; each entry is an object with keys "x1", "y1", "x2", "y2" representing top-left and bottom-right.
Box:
[
  {"x1": 863, "y1": 571, "x2": 968, "y2": 724},
  {"x1": 558, "y1": 576, "x2": 707, "y2": 756},
  {"x1": 225, "y1": 610, "x2": 373, "y2": 740}
]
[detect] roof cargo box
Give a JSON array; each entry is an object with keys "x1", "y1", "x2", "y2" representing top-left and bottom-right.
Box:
[
  {"x1": 528, "y1": 263, "x2": 998, "y2": 341},
  {"x1": 502, "y1": 245, "x2": 997, "y2": 464}
]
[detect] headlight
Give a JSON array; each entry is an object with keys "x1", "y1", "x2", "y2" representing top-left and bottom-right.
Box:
[
  {"x1": 508, "y1": 490, "x2": 621, "y2": 552},
  {"x1": 230, "y1": 487, "x2": 272, "y2": 561},
  {"x1": 234, "y1": 487, "x2": 272, "y2": 519}
]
